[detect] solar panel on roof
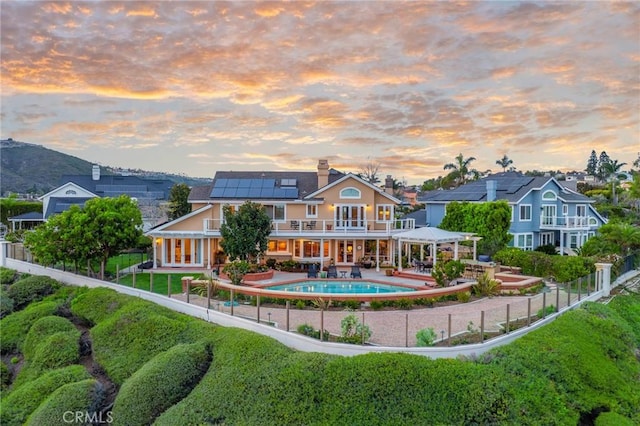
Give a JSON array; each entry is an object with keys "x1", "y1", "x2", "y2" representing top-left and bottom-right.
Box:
[
  {"x1": 211, "y1": 187, "x2": 225, "y2": 197},
  {"x1": 236, "y1": 188, "x2": 250, "y2": 197}
]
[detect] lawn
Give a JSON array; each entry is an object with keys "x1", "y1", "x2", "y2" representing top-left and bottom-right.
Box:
[{"x1": 115, "y1": 272, "x2": 198, "y2": 296}]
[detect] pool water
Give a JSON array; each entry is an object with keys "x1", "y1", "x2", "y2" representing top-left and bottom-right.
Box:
[{"x1": 267, "y1": 281, "x2": 415, "y2": 294}]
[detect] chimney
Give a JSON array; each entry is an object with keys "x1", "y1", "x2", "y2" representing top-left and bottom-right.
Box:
[
  {"x1": 486, "y1": 180, "x2": 497, "y2": 202},
  {"x1": 385, "y1": 175, "x2": 394, "y2": 195},
  {"x1": 317, "y1": 159, "x2": 329, "y2": 188},
  {"x1": 92, "y1": 164, "x2": 101, "y2": 181}
]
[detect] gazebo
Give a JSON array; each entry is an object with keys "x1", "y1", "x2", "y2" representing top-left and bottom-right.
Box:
[{"x1": 392, "y1": 227, "x2": 480, "y2": 271}]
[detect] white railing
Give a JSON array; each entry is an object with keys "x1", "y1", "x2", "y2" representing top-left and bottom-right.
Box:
[
  {"x1": 539, "y1": 216, "x2": 594, "y2": 229},
  {"x1": 204, "y1": 218, "x2": 415, "y2": 235}
]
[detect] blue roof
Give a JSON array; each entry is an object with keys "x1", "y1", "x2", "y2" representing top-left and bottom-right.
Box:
[
  {"x1": 61, "y1": 175, "x2": 173, "y2": 200},
  {"x1": 44, "y1": 197, "x2": 93, "y2": 219}
]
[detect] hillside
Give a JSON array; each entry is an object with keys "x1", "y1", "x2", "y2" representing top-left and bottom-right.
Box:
[{"x1": 0, "y1": 139, "x2": 209, "y2": 196}]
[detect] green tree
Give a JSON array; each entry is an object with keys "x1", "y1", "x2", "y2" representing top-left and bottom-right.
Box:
[
  {"x1": 25, "y1": 196, "x2": 142, "y2": 279},
  {"x1": 597, "y1": 151, "x2": 611, "y2": 181},
  {"x1": 601, "y1": 159, "x2": 627, "y2": 205},
  {"x1": 168, "y1": 183, "x2": 192, "y2": 220},
  {"x1": 585, "y1": 150, "x2": 598, "y2": 176},
  {"x1": 439, "y1": 201, "x2": 512, "y2": 256},
  {"x1": 443, "y1": 153, "x2": 478, "y2": 188},
  {"x1": 219, "y1": 201, "x2": 272, "y2": 262},
  {"x1": 495, "y1": 154, "x2": 513, "y2": 172}
]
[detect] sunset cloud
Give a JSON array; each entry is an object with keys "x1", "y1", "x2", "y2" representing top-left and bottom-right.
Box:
[{"x1": 1, "y1": 1, "x2": 637, "y2": 182}]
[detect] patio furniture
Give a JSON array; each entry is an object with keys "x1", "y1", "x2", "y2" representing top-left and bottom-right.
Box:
[
  {"x1": 327, "y1": 265, "x2": 338, "y2": 278},
  {"x1": 290, "y1": 220, "x2": 300, "y2": 230},
  {"x1": 307, "y1": 264, "x2": 318, "y2": 278},
  {"x1": 306, "y1": 220, "x2": 317, "y2": 230},
  {"x1": 350, "y1": 265, "x2": 362, "y2": 279},
  {"x1": 339, "y1": 270, "x2": 347, "y2": 279}
]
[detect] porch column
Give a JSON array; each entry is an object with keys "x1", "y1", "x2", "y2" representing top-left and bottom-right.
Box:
[
  {"x1": 152, "y1": 239, "x2": 158, "y2": 269},
  {"x1": 559, "y1": 231, "x2": 564, "y2": 256},
  {"x1": 473, "y1": 239, "x2": 477, "y2": 261},
  {"x1": 375, "y1": 239, "x2": 380, "y2": 272},
  {"x1": 432, "y1": 242, "x2": 437, "y2": 268},
  {"x1": 320, "y1": 238, "x2": 324, "y2": 268},
  {"x1": 207, "y1": 237, "x2": 211, "y2": 270},
  {"x1": 397, "y1": 239, "x2": 403, "y2": 271},
  {"x1": 454, "y1": 241, "x2": 459, "y2": 260}
]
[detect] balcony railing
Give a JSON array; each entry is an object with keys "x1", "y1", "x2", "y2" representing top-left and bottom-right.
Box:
[
  {"x1": 539, "y1": 216, "x2": 596, "y2": 230},
  {"x1": 204, "y1": 218, "x2": 415, "y2": 235}
]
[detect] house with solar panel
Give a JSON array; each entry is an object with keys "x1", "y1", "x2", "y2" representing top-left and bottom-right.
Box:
[
  {"x1": 35, "y1": 165, "x2": 174, "y2": 231},
  {"x1": 421, "y1": 172, "x2": 606, "y2": 255},
  {"x1": 145, "y1": 160, "x2": 414, "y2": 270}
]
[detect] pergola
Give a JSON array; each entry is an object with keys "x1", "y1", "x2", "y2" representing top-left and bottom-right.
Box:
[{"x1": 392, "y1": 227, "x2": 481, "y2": 271}]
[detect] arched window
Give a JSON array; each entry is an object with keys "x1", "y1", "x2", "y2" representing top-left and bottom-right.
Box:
[
  {"x1": 65, "y1": 189, "x2": 77, "y2": 195},
  {"x1": 542, "y1": 190, "x2": 556, "y2": 200},
  {"x1": 340, "y1": 187, "x2": 361, "y2": 199}
]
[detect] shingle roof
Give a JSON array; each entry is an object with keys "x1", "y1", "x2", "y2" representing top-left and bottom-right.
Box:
[
  {"x1": 8, "y1": 211, "x2": 44, "y2": 221},
  {"x1": 423, "y1": 172, "x2": 593, "y2": 203},
  {"x1": 45, "y1": 197, "x2": 93, "y2": 219},
  {"x1": 61, "y1": 175, "x2": 173, "y2": 200}
]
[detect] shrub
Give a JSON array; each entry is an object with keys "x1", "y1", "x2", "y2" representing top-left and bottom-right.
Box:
[
  {"x1": 7, "y1": 276, "x2": 60, "y2": 310},
  {"x1": 23, "y1": 316, "x2": 77, "y2": 360},
  {"x1": 70, "y1": 287, "x2": 137, "y2": 324},
  {"x1": 535, "y1": 244, "x2": 557, "y2": 255},
  {"x1": 432, "y1": 260, "x2": 465, "y2": 287},
  {"x1": 265, "y1": 258, "x2": 277, "y2": 269},
  {"x1": 296, "y1": 323, "x2": 329, "y2": 341},
  {"x1": 90, "y1": 301, "x2": 192, "y2": 385},
  {"x1": 295, "y1": 300, "x2": 306, "y2": 309},
  {"x1": 0, "y1": 365, "x2": 90, "y2": 426},
  {"x1": 0, "y1": 360, "x2": 10, "y2": 390},
  {"x1": 595, "y1": 411, "x2": 637, "y2": 426},
  {"x1": 552, "y1": 256, "x2": 595, "y2": 283},
  {"x1": 0, "y1": 286, "x2": 14, "y2": 318},
  {"x1": 536, "y1": 304, "x2": 557, "y2": 318},
  {"x1": 111, "y1": 342, "x2": 212, "y2": 426},
  {"x1": 0, "y1": 300, "x2": 61, "y2": 354},
  {"x1": 416, "y1": 328, "x2": 437, "y2": 347},
  {"x1": 14, "y1": 329, "x2": 80, "y2": 387},
  {"x1": 472, "y1": 272, "x2": 501, "y2": 297},
  {"x1": 393, "y1": 298, "x2": 413, "y2": 309},
  {"x1": 0, "y1": 267, "x2": 17, "y2": 285},
  {"x1": 338, "y1": 313, "x2": 372, "y2": 344},
  {"x1": 369, "y1": 300, "x2": 384, "y2": 310},
  {"x1": 342, "y1": 300, "x2": 361, "y2": 310},
  {"x1": 25, "y1": 379, "x2": 102, "y2": 426},
  {"x1": 457, "y1": 291, "x2": 471, "y2": 303}
]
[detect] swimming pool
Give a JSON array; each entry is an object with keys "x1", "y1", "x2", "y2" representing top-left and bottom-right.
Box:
[{"x1": 266, "y1": 281, "x2": 415, "y2": 294}]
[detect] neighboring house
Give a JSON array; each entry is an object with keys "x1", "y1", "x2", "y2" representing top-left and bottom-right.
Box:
[
  {"x1": 37, "y1": 165, "x2": 174, "y2": 231},
  {"x1": 421, "y1": 172, "x2": 606, "y2": 254},
  {"x1": 145, "y1": 160, "x2": 414, "y2": 270}
]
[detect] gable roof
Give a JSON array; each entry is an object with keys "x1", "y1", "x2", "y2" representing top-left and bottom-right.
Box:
[
  {"x1": 44, "y1": 197, "x2": 93, "y2": 219},
  {"x1": 422, "y1": 172, "x2": 594, "y2": 204},
  {"x1": 202, "y1": 168, "x2": 345, "y2": 201},
  {"x1": 61, "y1": 174, "x2": 173, "y2": 200},
  {"x1": 305, "y1": 173, "x2": 401, "y2": 203}
]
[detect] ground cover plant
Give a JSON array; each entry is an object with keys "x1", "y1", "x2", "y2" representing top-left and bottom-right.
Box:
[{"x1": 1, "y1": 269, "x2": 638, "y2": 425}]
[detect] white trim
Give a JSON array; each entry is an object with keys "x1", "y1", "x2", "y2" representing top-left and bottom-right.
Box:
[
  {"x1": 541, "y1": 190, "x2": 557, "y2": 201},
  {"x1": 519, "y1": 204, "x2": 532, "y2": 222},
  {"x1": 145, "y1": 205, "x2": 212, "y2": 234},
  {"x1": 306, "y1": 204, "x2": 318, "y2": 218},
  {"x1": 512, "y1": 232, "x2": 533, "y2": 250},
  {"x1": 305, "y1": 173, "x2": 401, "y2": 203},
  {"x1": 339, "y1": 187, "x2": 362, "y2": 199}
]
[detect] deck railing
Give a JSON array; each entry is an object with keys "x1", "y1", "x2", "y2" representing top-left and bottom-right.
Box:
[
  {"x1": 204, "y1": 218, "x2": 415, "y2": 235},
  {"x1": 539, "y1": 216, "x2": 595, "y2": 229}
]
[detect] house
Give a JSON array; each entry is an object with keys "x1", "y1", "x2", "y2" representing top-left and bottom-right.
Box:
[
  {"x1": 145, "y1": 160, "x2": 415, "y2": 270},
  {"x1": 421, "y1": 172, "x2": 606, "y2": 254},
  {"x1": 36, "y1": 165, "x2": 174, "y2": 231}
]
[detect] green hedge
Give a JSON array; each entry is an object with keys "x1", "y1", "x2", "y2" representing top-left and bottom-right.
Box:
[
  {"x1": 0, "y1": 300, "x2": 61, "y2": 354},
  {"x1": 25, "y1": 379, "x2": 101, "y2": 426},
  {"x1": 0, "y1": 267, "x2": 17, "y2": 285},
  {"x1": 70, "y1": 287, "x2": 137, "y2": 325},
  {"x1": 494, "y1": 247, "x2": 595, "y2": 281},
  {"x1": 7, "y1": 276, "x2": 60, "y2": 310},
  {"x1": 23, "y1": 316, "x2": 77, "y2": 360},
  {"x1": 0, "y1": 285, "x2": 14, "y2": 319},
  {"x1": 90, "y1": 301, "x2": 193, "y2": 385},
  {"x1": 14, "y1": 330, "x2": 81, "y2": 387},
  {"x1": 0, "y1": 365, "x2": 90, "y2": 426},
  {"x1": 111, "y1": 342, "x2": 212, "y2": 425}
]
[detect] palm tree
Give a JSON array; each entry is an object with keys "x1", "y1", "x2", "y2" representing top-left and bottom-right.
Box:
[
  {"x1": 443, "y1": 153, "x2": 477, "y2": 188},
  {"x1": 495, "y1": 155, "x2": 513, "y2": 172},
  {"x1": 602, "y1": 159, "x2": 627, "y2": 205}
]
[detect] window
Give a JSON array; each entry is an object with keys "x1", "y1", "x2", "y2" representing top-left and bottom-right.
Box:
[
  {"x1": 513, "y1": 233, "x2": 533, "y2": 250},
  {"x1": 540, "y1": 232, "x2": 554, "y2": 246},
  {"x1": 519, "y1": 204, "x2": 532, "y2": 221},
  {"x1": 542, "y1": 190, "x2": 557, "y2": 200},
  {"x1": 267, "y1": 240, "x2": 288, "y2": 253},
  {"x1": 340, "y1": 187, "x2": 361, "y2": 199},
  {"x1": 272, "y1": 204, "x2": 285, "y2": 221},
  {"x1": 306, "y1": 204, "x2": 317, "y2": 218},
  {"x1": 293, "y1": 240, "x2": 329, "y2": 258},
  {"x1": 562, "y1": 204, "x2": 568, "y2": 215},
  {"x1": 65, "y1": 189, "x2": 77, "y2": 195},
  {"x1": 377, "y1": 205, "x2": 393, "y2": 221},
  {"x1": 576, "y1": 205, "x2": 586, "y2": 217}
]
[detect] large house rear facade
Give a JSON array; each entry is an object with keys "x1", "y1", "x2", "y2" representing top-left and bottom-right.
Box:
[
  {"x1": 145, "y1": 160, "x2": 415, "y2": 270},
  {"x1": 422, "y1": 172, "x2": 606, "y2": 254}
]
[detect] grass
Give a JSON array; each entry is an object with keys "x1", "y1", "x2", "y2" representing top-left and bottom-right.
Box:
[{"x1": 113, "y1": 272, "x2": 191, "y2": 296}]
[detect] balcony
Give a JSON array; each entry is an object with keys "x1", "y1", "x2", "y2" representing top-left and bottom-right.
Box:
[
  {"x1": 539, "y1": 216, "x2": 597, "y2": 230},
  {"x1": 204, "y1": 218, "x2": 415, "y2": 237}
]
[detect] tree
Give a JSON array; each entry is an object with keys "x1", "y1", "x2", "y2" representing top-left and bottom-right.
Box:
[
  {"x1": 597, "y1": 151, "x2": 611, "y2": 181},
  {"x1": 168, "y1": 183, "x2": 192, "y2": 220},
  {"x1": 439, "y1": 201, "x2": 512, "y2": 256},
  {"x1": 443, "y1": 153, "x2": 478, "y2": 188},
  {"x1": 601, "y1": 159, "x2": 627, "y2": 205},
  {"x1": 495, "y1": 155, "x2": 513, "y2": 172},
  {"x1": 358, "y1": 160, "x2": 381, "y2": 185},
  {"x1": 585, "y1": 150, "x2": 598, "y2": 176},
  {"x1": 24, "y1": 196, "x2": 143, "y2": 279},
  {"x1": 219, "y1": 201, "x2": 272, "y2": 262}
]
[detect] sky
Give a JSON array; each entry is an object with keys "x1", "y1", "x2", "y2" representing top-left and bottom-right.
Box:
[{"x1": 1, "y1": 1, "x2": 639, "y2": 185}]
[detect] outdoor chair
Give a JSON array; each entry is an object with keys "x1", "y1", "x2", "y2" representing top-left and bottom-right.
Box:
[
  {"x1": 307, "y1": 264, "x2": 318, "y2": 278},
  {"x1": 350, "y1": 265, "x2": 362, "y2": 279},
  {"x1": 290, "y1": 220, "x2": 300, "y2": 230},
  {"x1": 327, "y1": 265, "x2": 338, "y2": 278},
  {"x1": 306, "y1": 220, "x2": 317, "y2": 230}
]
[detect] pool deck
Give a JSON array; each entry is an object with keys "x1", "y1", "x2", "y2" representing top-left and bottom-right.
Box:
[{"x1": 169, "y1": 268, "x2": 557, "y2": 347}]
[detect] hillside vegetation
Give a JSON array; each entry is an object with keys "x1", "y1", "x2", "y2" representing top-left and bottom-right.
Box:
[{"x1": 1, "y1": 269, "x2": 638, "y2": 425}]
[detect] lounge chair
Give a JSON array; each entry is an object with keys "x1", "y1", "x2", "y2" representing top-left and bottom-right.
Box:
[
  {"x1": 307, "y1": 264, "x2": 318, "y2": 278},
  {"x1": 290, "y1": 220, "x2": 300, "y2": 230},
  {"x1": 327, "y1": 265, "x2": 338, "y2": 278},
  {"x1": 350, "y1": 265, "x2": 362, "y2": 279}
]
